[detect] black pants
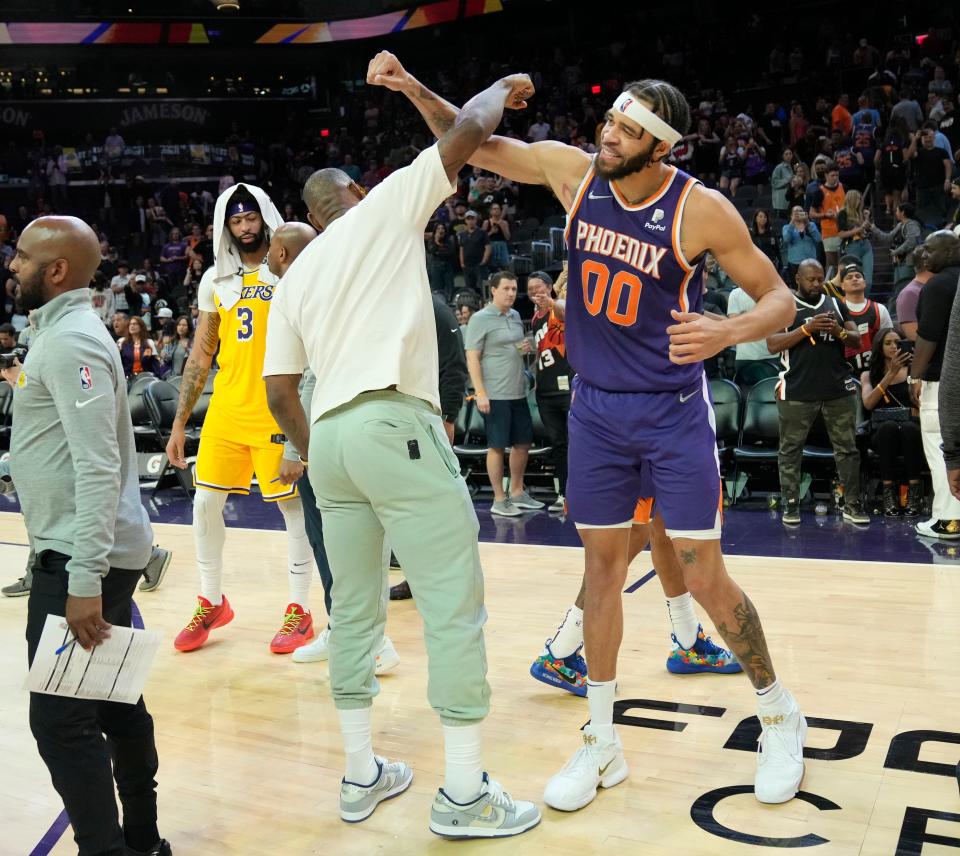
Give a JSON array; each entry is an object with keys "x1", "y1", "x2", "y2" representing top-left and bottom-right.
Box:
[
  {"x1": 27, "y1": 551, "x2": 159, "y2": 856},
  {"x1": 298, "y1": 471, "x2": 334, "y2": 617},
  {"x1": 871, "y1": 419, "x2": 924, "y2": 482},
  {"x1": 537, "y1": 392, "x2": 571, "y2": 495}
]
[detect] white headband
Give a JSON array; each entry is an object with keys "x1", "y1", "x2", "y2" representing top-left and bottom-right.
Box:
[{"x1": 612, "y1": 92, "x2": 682, "y2": 147}]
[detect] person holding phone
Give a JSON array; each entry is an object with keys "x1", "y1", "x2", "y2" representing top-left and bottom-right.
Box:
[
  {"x1": 860, "y1": 327, "x2": 924, "y2": 517},
  {"x1": 766, "y1": 259, "x2": 867, "y2": 526}
]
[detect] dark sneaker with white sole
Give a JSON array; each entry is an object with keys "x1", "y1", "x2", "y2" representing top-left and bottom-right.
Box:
[{"x1": 842, "y1": 502, "x2": 870, "y2": 524}]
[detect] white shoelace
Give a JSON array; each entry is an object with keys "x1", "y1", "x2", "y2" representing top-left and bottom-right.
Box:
[{"x1": 483, "y1": 778, "x2": 516, "y2": 809}]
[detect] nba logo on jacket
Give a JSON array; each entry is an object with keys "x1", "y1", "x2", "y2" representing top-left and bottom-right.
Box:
[{"x1": 79, "y1": 366, "x2": 93, "y2": 390}]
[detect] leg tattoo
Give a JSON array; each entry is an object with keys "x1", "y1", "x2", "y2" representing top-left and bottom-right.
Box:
[{"x1": 716, "y1": 595, "x2": 775, "y2": 689}]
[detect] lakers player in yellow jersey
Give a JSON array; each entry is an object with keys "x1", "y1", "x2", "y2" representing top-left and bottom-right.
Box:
[{"x1": 166, "y1": 184, "x2": 317, "y2": 653}]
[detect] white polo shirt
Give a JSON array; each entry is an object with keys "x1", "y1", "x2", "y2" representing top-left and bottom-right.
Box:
[{"x1": 263, "y1": 144, "x2": 457, "y2": 423}]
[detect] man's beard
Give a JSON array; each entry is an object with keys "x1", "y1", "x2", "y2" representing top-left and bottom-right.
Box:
[
  {"x1": 230, "y1": 226, "x2": 265, "y2": 256},
  {"x1": 17, "y1": 269, "x2": 46, "y2": 311},
  {"x1": 594, "y1": 140, "x2": 659, "y2": 181}
]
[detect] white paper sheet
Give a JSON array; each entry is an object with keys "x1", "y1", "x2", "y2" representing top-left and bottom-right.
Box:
[{"x1": 24, "y1": 614, "x2": 162, "y2": 705}]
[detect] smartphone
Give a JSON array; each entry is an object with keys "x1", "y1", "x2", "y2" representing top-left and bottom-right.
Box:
[{"x1": 896, "y1": 339, "x2": 915, "y2": 354}]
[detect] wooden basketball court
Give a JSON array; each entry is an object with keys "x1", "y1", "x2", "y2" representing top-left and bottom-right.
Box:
[{"x1": 2, "y1": 510, "x2": 958, "y2": 855}]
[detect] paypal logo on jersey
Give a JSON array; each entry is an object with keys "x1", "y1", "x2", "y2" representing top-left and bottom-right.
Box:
[{"x1": 644, "y1": 208, "x2": 667, "y2": 232}]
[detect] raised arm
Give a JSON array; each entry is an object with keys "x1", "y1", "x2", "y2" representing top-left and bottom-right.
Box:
[{"x1": 367, "y1": 51, "x2": 589, "y2": 210}]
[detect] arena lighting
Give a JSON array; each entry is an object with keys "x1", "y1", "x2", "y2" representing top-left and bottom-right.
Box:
[
  {"x1": 320, "y1": 128, "x2": 330, "y2": 137},
  {"x1": 590, "y1": 84, "x2": 601, "y2": 94},
  {"x1": 210, "y1": 0, "x2": 240, "y2": 10},
  {"x1": 915, "y1": 33, "x2": 929, "y2": 45}
]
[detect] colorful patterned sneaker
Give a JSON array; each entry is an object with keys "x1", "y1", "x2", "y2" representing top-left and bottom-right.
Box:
[
  {"x1": 666, "y1": 625, "x2": 742, "y2": 674},
  {"x1": 530, "y1": 642, "x2": 587, "y2": 696},
  {"x1": 174, "y1": 595, "x2": 235, "y2": 652},
  {"x1": 340, "y1": 756, "x2": 413, "y2": 823},
  {"x1": 270, "y1": 603, "x2": 314, "y2": 654},
  {"x1": 430, "y1": 773, "x2": 541, "y2": 839}
]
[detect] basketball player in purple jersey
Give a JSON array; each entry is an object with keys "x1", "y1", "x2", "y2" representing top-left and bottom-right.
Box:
[{"x1": 368, "y1": 53, "x2": 802, "y2": 808}]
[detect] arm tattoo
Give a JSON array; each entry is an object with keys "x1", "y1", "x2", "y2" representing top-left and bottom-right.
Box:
[
  {"x1": 416, "y1": 84, "x2": 456, "y2": 135},
  {"x1": 174, "y1": 313, "x2": 219, "y2": 424},
  {"x1": 715, "y1": 595, "x2": 775, "y2": 689},
  {"x1": 679, "y1": 547, "x2": 697, "y2": 565},
  {"x1": 430, "y1": 110, "x2": 455, "y2": 134}
]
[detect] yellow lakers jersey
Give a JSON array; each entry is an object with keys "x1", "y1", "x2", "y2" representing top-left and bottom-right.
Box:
[{"x1": 203, "y1": 267, "x2": 282, "y2": 446}]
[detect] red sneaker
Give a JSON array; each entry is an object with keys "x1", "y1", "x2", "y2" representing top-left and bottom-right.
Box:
[
  {"x1": 174, "y1": 595, "x2": 235, "y2": 652},
  {"x1": 270, "y1": 603, "x2": 314, "y2": 654}
]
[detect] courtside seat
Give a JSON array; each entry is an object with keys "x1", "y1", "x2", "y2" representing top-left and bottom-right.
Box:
[
  {"x1": 731, "y1": 377, "x2": 780, "y2": 501},
  {"x1": 709, "y1": 378, "x2": 742, "y2": 469}
]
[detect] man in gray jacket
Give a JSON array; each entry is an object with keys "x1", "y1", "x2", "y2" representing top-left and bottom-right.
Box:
[{"x1": 6, "y1": 216, "x2": 170, "y2": 856}]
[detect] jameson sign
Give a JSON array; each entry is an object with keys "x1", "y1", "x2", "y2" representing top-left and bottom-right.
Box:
[{"x1": 119, "y1": 102, "x2": 210, "y2": 128}]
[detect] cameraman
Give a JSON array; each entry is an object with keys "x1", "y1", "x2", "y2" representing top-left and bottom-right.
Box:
[{"x1": 782, "y1": 205, "x2": 822, "y2": 284}]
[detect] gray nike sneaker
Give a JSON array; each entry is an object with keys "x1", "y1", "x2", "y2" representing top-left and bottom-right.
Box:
[
  {"x1": 429, "y1": 773, "x2": 541, "y2": 839},
  {"x1": 139, "y1": 546, "x2": 172, "y2": 592},
  {"x1": 340, "y1": 757, "x2": 413, "y2": 823},
  {"x1": 490, "y1": 499, "x2": 523, "y2": 517},
  {"x1": 509, "y1": 490, "x2": 545, "y2": 510},
  {"x1": 2, "y1": 569, "x2": 31, "y2": 597}
]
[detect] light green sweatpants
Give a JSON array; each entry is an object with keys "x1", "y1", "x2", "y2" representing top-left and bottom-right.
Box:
[{"x1": 308, "y1": 389, "x2": 490, "y2": 725}]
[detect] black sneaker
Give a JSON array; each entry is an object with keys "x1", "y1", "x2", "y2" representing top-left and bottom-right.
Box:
[
  {"x1": 881, "y1": 485, "x2": 900, "y2": 518},
  {"x1": 126, "y1": 839, "x2": 172, "y2": 856},
  {"x1": 843, "y1": 502, "x2": 870, "y2": 524},
  {"x1": 389, "y1": 580, "x2": 412, "y2": 600},
  {"x1": 915, "y1": 519, "x2": 960, "y2": 540},
  {"x1": 781, "y1": 499, "x2": 800, "y2": 526}
]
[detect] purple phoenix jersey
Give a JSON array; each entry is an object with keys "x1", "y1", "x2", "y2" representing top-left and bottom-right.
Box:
[{"x1": 565, "y1": 163, "x2": 705, "y2": 392}]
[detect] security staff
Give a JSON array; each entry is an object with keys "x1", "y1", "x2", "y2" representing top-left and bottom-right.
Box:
[{"x1": 5, "y1": 216, "x2": 170, "y2": 856}]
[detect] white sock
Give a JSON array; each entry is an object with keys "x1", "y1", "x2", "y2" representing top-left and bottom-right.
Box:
[
  {"x1": 586, "y1": 678, "x2": 616, "y2": 742},
  {"x1": 442, "y1": 723, "x2": 483, "y2": 804},
  {"x1": 544, "y1": 605, "x2": 583, "y2": 659},
  {"x1": 666, "y1": 593, "x2": 699, "y2": 649},
  {"x1": 278, "y1": 497, "x2": 313, "y2": 611},
  {"x1": 193, "y1": 489, "x2": 227, "y2": 605},
  {"x1": 756, "y1": 679, "x2": 793, "y2": 723},
  {"x1": 338, "y1": 708, "x2": 378, "y2": 785}
]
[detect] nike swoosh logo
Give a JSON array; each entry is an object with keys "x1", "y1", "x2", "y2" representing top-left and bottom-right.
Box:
[
  {"x1": 293, "y1": 561, "x2": 310, "y2": 567},
  {"x1": 75, "y1": 395, "x2": 105, "y2": 409},
  {"x1": 599, "y1": 760, "x2": 614, "y2": 776},
  {"x1": 552, "y1": 667, "x2": 579, "y2": 685},
  {"x1": 679, "y1": 390, "x2": 698, "y2": 403},
  {"x1": 450, "y1": 328, "x2": 459, "y2": 333},
  {"x1": 588, "y1": 192, "x2": 612, "y2": 199}
]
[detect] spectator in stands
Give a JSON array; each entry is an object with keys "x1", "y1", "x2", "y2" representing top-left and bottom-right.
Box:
[
  {"x1": 877, "y1": 119, "x2": 910, "y2": 216},
  {"x1": 929, "y1": 66, "x2": 954, "y2": 100},
  {"x1": 103, "y1": 126, "x2": 125, "y2": 160},
  {"x1": 851, "y1": 94, "x2": 881, "y2": 128},
  {"x1": 891, "y1": 89, "x2": 924, "y2": 133},
  {"x1": 184, "y1": 222, "x2": 203, "y2": 257},
  {"x1": 718, "y1": 135, "x2": 745, "y2": 196},
  {"x1": 90, "y1": 271, "x2": 114, "y2": 327},
  {"x1": 0, "y1": 215, "x2": 13, "y2": 261},
  {"x1": 426, "y1": 222, "x2": 457, "y2": 300},
  {"x1": 940, "y1": 97, "x2": 959, "y2": 162},
  {"x1": 339, "y1": 154, "x2": 361, "y2": 183},
  {"x1": 693, "y1": 117, "x2": 721, "y2": 185},
  {"x1": 861, "y1": 327, "x2": 924, "y2": 517},
  {"x1": 838, "y1": 259, "x2": 891, "y2": 373},
  {"x1": 727, "y1": 285, "x2": 778, "y2": 378},
  {"x1": 810, "y1": 162, "x2": 845, "y2": 272},
  {"x1": 111, "y1": 311, "x2": 129, "y2": 342},
  {"x1": 831, "y1": 94, "x2": 853, "y2": 137},
  {"x1": 832, "y1": 131, "x2": 867, "y2": 192},
  {"x1": 464, "y1": 271, "x2": 543, "y2": 518},
  {"x1": 159, "y1": 227, "x2": 188, "y2": 286},
  {"x1": 456, "y1": 291, "x2": 480, "y2": 334},
  {"x1": 0, "y1": 322, "x2": 15, "y2": 352},
  {"x1": 908, "y1": 230, "x2": 960, "y2": 539},
  {"x1": 159, "y1": 315, "x2": 193, "y2": 377},
  {"x1": 782, "y1": 205, "x2": 822, "y2": 283},
  {"x1": 45, "y1": 146, "x2": 68, "y2": 210},
  {"x1": 743, "y1": 137, "x2": 768, "y2": 185},
  {"x1": 750, "y1": 209, "x2": 781, "y2": 270},
  {"x1": 110, "y1": 259, "x2": 131, "y2": 314},
  {"x1": 124, "y1": 273, "x2": 147, "y2": 317},
  {"x1": 458, "y1": 210, "x2": 490, "y2": 294},
  {"x1": 361, "y1": 159, "x2": 381, "y2": 190},
  {"x1": 770, "y1": 147, "x2": 795, "y2": 216},
  {"x1": 528, "y1": 270, "x2": 570, "y2": 514},
  {"x1": 786, "y1": 163, "x2": 809, "y2": 211},
  {"x1": 905, "y1": 124, "x2": 953, "y2": 228},
  {"x1": 145, "y1": 197, "x2": 171, "y2": 250},
  {"x1": 527, "y1": 111, "x2": 551, "y2": 143},
  {"x1": 897, "y1": 247, "x2": 932, "y2": 341},
  {"x1": 98, "y1": 240, "x2": 118, "y2": 280},
  {"x1": 869, "y1": 202, "x2": 923, "y2": 286},
  {"x1": 805, "y1": 156, "x2": 829, "y2": 209},
  {"x1": 766, "y1": 259, "x2": 868, "y2": 526},
  {"x1": 117, "y1": 315, "x2": 160, "y2": 378},
  {"x1": 482, "y1": 202, "x2": 511, "y2": 269},
  {"x1": 836, "y1": 190, "x2": 874, "y2": 290}
]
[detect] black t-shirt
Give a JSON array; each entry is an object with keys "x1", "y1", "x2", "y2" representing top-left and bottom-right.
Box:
[
  {"x1": 778, "y1": 293, "x2": 855, "y2": 401},
  {"x1": 458, "y1": 228, "x2": 489, "y2": 266},
  {"x1": 914, "y1": 146, "x2": 950, "y2": 188},
  {"x1": 940, "y1": 112, "x2": 960, "y2": 153},
  {"x1": 532, "y1": 308, "x2": 572, "y2": 396},
  {"x1": 916, "y1": 265, "x2": 960, "y2": 382}
]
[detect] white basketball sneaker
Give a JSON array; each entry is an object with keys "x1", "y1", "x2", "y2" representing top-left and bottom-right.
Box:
[
  {"x1": 543, "y1": 724, "x2": 628, "y2": 811},
  {"x1": 292, "y1": 626, "x2": 330, "y2": 663},
  {"x1": 754, "y1": 691, "x2": 807, "y2": 803},
  {"x1": 375, "y1": 636, "x2": 400, "y2": 675}
]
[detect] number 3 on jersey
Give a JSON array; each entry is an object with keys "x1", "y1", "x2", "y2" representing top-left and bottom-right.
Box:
[
  {"x1": 581, "y1": 260, "x2": 643, "y2": 327},
  {"x1": 236, "y1": 306, "x2": 254, "y2": 341}
]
